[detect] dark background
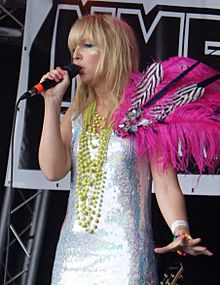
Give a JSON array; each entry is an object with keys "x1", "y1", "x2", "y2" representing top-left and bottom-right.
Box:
[{"x1": 0, "y1": 2, "x2": 220, "y2": 285}]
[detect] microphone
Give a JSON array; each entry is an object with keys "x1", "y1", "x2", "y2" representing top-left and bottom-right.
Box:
[{"x1": 19, "y1": 63, "x2": 81, "y2": 101}]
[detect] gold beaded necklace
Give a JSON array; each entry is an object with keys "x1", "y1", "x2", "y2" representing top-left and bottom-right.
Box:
[{"x1": 75, "y1": 102, "x2": 112, "y2": 233}]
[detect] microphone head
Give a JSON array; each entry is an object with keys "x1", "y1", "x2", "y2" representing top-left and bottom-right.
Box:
[{"x1": 63, "y1": 63, "x2": 81, "y2": 79}]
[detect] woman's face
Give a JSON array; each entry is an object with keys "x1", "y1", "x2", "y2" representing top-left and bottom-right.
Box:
[{"x1": 72, "y1": 39, "x2": 102, "y2": 87}]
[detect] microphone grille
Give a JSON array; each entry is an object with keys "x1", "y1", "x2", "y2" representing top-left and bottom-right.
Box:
[{"x1": 63, "y1": 63, "x2": 81, "y2": 79}]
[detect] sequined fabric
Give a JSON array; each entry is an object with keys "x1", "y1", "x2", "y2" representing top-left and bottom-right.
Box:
[{"x1": 51, "y1": 116, "x2": 158, "y2": 285}]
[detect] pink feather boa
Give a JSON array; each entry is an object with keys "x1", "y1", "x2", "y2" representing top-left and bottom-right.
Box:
[{"x1": 112, "y1": 56, "x2": 220, "y2": 173}]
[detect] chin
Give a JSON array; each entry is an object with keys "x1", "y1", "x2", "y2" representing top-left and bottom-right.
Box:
[{"x1": 81, "y1": 78, "x2": 95, "y2": 87}]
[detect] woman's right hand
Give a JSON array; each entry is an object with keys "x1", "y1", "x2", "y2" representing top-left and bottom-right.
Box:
[{"x1": 40, "y1": 66, "x2": 70, "y2": 103}]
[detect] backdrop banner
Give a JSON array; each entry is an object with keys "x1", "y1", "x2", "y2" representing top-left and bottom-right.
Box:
[{"x1": 5, "y1": 0, "x2": 220, "y2": 194}]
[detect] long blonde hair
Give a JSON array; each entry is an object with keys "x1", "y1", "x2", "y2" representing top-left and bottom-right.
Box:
[{"x1": 68, "y1": 14, "x2": 139, "y2": 117}]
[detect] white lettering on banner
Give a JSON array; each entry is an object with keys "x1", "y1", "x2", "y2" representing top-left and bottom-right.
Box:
[
  {"x1": 205, "y1": 41, "x2": 220, "y2": 56},
  {"x1": 183, "y1": 13, "x2": 220, "y2": 56},
  {"x1": 116, "y1": 9, "x2": 185, "y2": 56},
  {"x1": 93, "y1": 0, "x2": 220, "y2": 15}
]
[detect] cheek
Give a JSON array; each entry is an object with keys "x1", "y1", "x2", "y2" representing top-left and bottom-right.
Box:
[
  {"x1": 87, "y1": 48, "x2": 100, "y2": 62},
  {"x1": 87, "y1": 48, "x2": 99, "y2": 55},
  {"x1": 89, "y1": 54, "x2": 101, "y2": 69}
]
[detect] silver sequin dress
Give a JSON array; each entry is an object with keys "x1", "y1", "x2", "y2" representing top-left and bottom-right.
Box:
[{"x1": 51, "y1": 116, "x2": 158, "y2": 285}]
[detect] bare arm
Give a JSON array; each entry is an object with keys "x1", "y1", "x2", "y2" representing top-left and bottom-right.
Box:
[
  {"x1": 151, "y1": 162, "x2": 188, "y2": 231},
  {"x1": 151, "y1": 161, "x2": 213, "y2": 256},
  {"x1": 38, "y1": 67, "x2": 72, "y2": 180}
]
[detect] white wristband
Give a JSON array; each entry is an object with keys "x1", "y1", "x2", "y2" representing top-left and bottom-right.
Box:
[{"x1": 171, "y1": 220, "x2": 189, "y2": 235}]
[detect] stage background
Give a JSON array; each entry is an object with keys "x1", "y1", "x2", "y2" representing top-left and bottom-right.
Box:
[
  {"x1": 5, "y1": 0, "x2": 220, "y2": 194},
  {"x1": 0, "y1": 0, "x2": 220, "y2": 284}
]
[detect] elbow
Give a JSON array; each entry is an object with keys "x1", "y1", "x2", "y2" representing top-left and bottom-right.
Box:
[
  {"x1": 42, "y1": 170, "x2": 68, "y2": 181},
  {"x1": 39, "y1": 155, "x2": 71, "y2": 181},
  {"x1": 40, "y1": 165, "x2": 69, "y2": 181},
  {"x1": 43, "y1": 172, "x2": 62, "y2": 182}
]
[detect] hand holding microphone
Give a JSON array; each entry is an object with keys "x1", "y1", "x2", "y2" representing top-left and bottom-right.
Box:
[{"x1": 19, "y1": 63, "x2": 81, "y2": 101}]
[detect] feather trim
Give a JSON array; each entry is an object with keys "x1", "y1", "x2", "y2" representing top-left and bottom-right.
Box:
[{"x1": 113, "y1": 56, "x2": 220, "y2": 173}]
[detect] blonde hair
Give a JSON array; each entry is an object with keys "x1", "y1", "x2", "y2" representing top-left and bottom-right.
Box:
[{"x1": 68, "y1": 14, "x2": 139, "y2": 117}]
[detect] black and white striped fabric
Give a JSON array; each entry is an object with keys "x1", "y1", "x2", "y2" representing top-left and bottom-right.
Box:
[
  {"x1": 149, "y1": 83, "x2": 205, "y2": 120},
  {"x1": 131, "y1": 62, "x2": 163, "y2": 108}
]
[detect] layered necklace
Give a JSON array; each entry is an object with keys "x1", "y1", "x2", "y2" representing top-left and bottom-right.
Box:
[{"x1": 75, "y1": 102, "x2": 112, "y2": 233}]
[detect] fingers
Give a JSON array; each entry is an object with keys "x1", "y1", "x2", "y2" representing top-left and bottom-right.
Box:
[
  {"x1": 154, "y1": 237, "x2": 214, "y2": 257},
  {"x1": 40, "y1": 67, "x2": 65, "y2": 83},
  {"x1": 185, "y1": 245, "x2": 213, "y2": 256},
  {"x1": 40, "y1": 66, "x2": 70, "y2": 99},
  {"x1": 154, "y1": 246, "x2": 170, "y2": 254},
  {"x1": 154, "y1": 241, "x2": 179, "y2": 254},
  {"x1": 181, "y1": 237, "x2": 211, "y2": 256},
  {"x1": 185, "y1": 237, "x2": 201, "y2": 246}
]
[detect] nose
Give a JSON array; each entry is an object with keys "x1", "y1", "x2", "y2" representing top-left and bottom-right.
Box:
[{"x1": 73, "y1": 46, "x2": 82, "y2": 62}]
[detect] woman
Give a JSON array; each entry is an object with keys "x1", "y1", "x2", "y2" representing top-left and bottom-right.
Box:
[{"x1": 39, "y1": 14, "x2": 213, "y2": 285}]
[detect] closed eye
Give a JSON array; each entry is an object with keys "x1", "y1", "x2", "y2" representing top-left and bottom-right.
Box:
[{"x1": 83, "y1": 43, "x2": 94, "y2": 48}]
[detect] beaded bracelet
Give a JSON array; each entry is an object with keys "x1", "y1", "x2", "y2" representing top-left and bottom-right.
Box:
[{"x1": 173, "y1": 232, "x2": 192, "y2": 256}]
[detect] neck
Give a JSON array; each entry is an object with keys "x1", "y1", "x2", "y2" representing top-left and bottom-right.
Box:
[{"x1": 94, "y1": 88, "x2": 113, "y2": 117}]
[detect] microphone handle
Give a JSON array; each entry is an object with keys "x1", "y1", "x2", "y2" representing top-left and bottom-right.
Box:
[
  {"x1": 19, "y1": 63, "x2": 81, "y2": 101},
  {"x1": 29, "y1": 79, "x2": 57, "y2": 96}
]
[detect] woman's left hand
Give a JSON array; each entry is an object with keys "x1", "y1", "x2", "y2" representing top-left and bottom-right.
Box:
[{"x1": 154, "y1": 236, "x2": 213, "y2": 256}]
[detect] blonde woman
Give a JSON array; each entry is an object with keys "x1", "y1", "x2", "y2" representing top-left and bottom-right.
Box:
[{"x1": 39, "y1": 14, "x2": 213, "y2": 285}]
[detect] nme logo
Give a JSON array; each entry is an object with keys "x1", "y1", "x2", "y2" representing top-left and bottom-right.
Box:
[{"x1": 54, "y1": 3, "x2": 220, "y2": 60}]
